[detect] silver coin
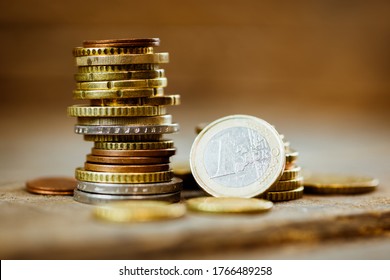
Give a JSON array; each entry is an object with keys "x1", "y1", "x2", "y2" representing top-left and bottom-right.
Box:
[
  {"x1": 73, "y1": 189, "x2": 181, "y2": 204},
  {"x1": 76, "y1": 177, "x2": 183, "y2": 195},
  {"x1": 74, "y1": 124, "x2": 179, "y2": 135},
  {"x1": 190, "y1": 115, "x2": 286, "y2": 198}
]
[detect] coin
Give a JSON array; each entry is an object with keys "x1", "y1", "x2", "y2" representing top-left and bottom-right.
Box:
[
  {"x1": 93, "y1": 200, "x2": 186, "y2": 223},
  {"x1": 261, "y1": 186, "x2": 304, "y2": 202},
  {"x1": 73, "y1": 46, "x2": 154, "y2": 57},
  {"x1": 78, "y1": 64, "x2": 160, "y2": 73},
  {"x1": 73, "y1": 88, "x2": 155, "y2": 99},
  {"x1": 75, "y1": 77, "x2": 167, "y2": 90},
  {"x1": 303, "y1": 173, "x2": 379, "y2": 194},
  {"x1": 84, "y1": 135, "x2": 162, "y2": 142},
  {"x1": 140, "y1": 95, "x2": 181, "y2": 106},
  {"x1": 75, "y1": 53, "x2": 169, "y2": 66},
  {"x1": 94, "y1": 140, "x2": 174, "y2": 150},
  {"x1": 74, "y1": 123, "x2": 179, "y2": 135},
  {"x1": 268, "y1": 177, "x2": 303, "y2": 191},
  {"x1": 74, "y1": 69, "x2": 165, "y2": 82},
  {"x1": 77, "y1": 177, "x2": 183, "y2": 195},
  {"x1": 26, "y1": 177, "x2": 76, "y2": 195},
  {"x1": 186, "y1": 197, "x2": 273, "y2": 214},
  {"x1": 83, "y1": 38, "x2": 160, "y2": 48},
  {"x1": 86, "y1": 154, "x2": 170, "y2": 165},
  {"x1": 285, "y1": 148, "x2": 298, "y2": 164},
  {"x1": 84, "y1": 163, "x2": 170, "y2": 173},
  {"x1": 91, "y1": 147, "x2": 176, "y2": 157},
  {"x1": 75, "y1": 168, "x2": 173, "y2": 183},
  {"x1": 74, "y1": 189, "x2": 181, "y2": 204},
  {"x1": 77, "y1": 115, "x2": 172, "y2": 126},
  {"x1": 68, "y1": 105, "x2": 167, "y2": 117},
  {"x1": 279, "y1": 166, "x2": 301, "y2": 181},
  {"x1": 190, "y1": 115, "x2": 286, "y2": 198}
]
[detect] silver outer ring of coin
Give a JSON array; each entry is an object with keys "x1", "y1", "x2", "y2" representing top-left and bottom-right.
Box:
[
  {"x1": 73, "y1": 189, "x2": 181, "y2": 204},
  {"x1": 190, "y1": 115, "x2": 286, "y2": 198},
  {"x1": 75, "y1": 53, "x2": 169, "y2": 66},
  {"x1": 76, "y1": 177, "x2": 183, "y2": 195},
  {"x1": 74, "y1": 124, "x2": 179, "y2": 135}
]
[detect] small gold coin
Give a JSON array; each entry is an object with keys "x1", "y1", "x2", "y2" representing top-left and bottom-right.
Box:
[
  {"x1": 68, "y1": 105, "x2": 166, "y2": 117},
  {"x1": 75, "y1": 77, "x2": 167, "y2": 90},
  {"x1": 269, "y1": 177, "x2": 303, "y2": 191},
  {"x1": 75, "y1": 53, "x2": 169, "y2": 66},
  {"x1": 73, "y1": 46, "x2": 154, "y2": 57},
  {"x1": 261, "y1": 186, "x2": 304, "y2": 202},
  {"x1": 72, "y1": 88, "x2": 155, "y2": 99},
  {"x1": 285, "y1": 148, "x2": 298, "y2": 164},
  {"x1": 94, "y1": 201, "x2": 186, "y2": 223},
  {"x1": 94, "y1": 140, "x2": 174, "y2": 150},
  {"x1": 74, "y1": 69, "x2": 165, "y2": 82},
  {"x1": 303, "y1": 173, "x2": 379, "y2": 194},
  {"x1": 186, "y1": 197, "x2": 273, "y2": 214},
  {"x1": 279, "y1": 166, "x2": 301, "y2": 181}
]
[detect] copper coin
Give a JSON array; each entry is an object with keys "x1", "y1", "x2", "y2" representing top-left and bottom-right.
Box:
[
  {"x1": 83, "y1": 38, "x2": 160, "y2": 48},
  {"x1": 26, "y1": 177, "x2": 76, "y2": 195},
  {"x1": 91, "y1": 148, "x2": 176, "y2": 157},
  {"x1": 84, "y1": 163, "x2": 170, "y2": 173},
  {"x1": 86, "y1": 154, "x2": 169, "y2": 165}
]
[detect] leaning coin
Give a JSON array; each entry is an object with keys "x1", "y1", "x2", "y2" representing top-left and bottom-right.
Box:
[
  {"x1": 186, "y1": 197, "x2": 273, "y2": 214},
  {"x1": 190, "y1": 115, "x2": 285, "y2": 198},
  {"x1": 303, "y1": 173, "x2": 379, "y2": 194},
  {"x1": 26, "y1": 177, "x2": 76, "y2": 195},
  {"x1": 83, "y1": 38, "x2": 160, "y2": 48},
  {"x1": 93, "y1": 200, "x2": 186, "y2": 222}
]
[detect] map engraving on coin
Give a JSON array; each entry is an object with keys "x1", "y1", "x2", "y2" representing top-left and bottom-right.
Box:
[
  {"x1": 190, "y1": 115, "x2": 285, "y2": 198},
  {"x1": 204, "y1": 126, "x2": 271, "y2": 188}
]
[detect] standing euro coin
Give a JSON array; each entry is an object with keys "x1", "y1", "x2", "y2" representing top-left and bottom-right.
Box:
[{"x1": 190, "y1": 115, "x2": 286, "y2": 198}]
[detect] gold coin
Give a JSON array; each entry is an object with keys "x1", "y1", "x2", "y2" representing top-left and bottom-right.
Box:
[
  {"x1": 68, "y1": 105, "x2": 166, "y2": 117},
  {"x1": 140, "y1": 95, "x2": 180, "y2": 106},
  {"x1": 73, "y1": 46, "x2": 154, "y2": 57},
  {"x1": 186, "y1": 197, "x2": 273, "y2": 214},
  {"x1": 261, "y1": 186, "x2": 304, "y2": 202},
  {"x1": 190, "y1": 115, "x2": 286, "y2": 198},
  {"x1": 75, "y1": 53, "x2": 169, "y2": 66},
  {"x1": 286, "y1": 148, "x2": 298, "y2": 164},
  {"x1": 83, "y1": 38, "x2": 160, "y2": 48},
  {"x1": 78, "y1": 64, "x2": 160, "y2": 73},
  {"x1": 75, "y1": 77, "x2": 167, "y2": 90},
  {"x1": 94, "y1": 140, "x2": 174, "y2": 150},
  {"x1": 84, "y1": 163, "x2": 170, "y2": 173},
  {"x1": 73, "y1": 88, "x2": 156, "y2": 99},
  {"x1": 268, "y1": 177, "x2": 303, "y2": 191},
  {"x1": 93, "y1": 201, "x2": 186, "y2": 223},
  {"x1": 74, "y1": 69, "x2": 165, "y2": 82},
  {"x1": 303, "y1": 173, "x2": 379, "y2": 194},
  {"x1": 279, "y1": 166, "x2": 301, "y2": 181},
  {"x1": 77, "y1": 115, "x2": 172, "y2": 126},
  {"x1": 84, "y1": 135, "x2": 162, "y2": 142},
  {"x1": 75, "y1": 168, "x2": 173, "y2": 183}
]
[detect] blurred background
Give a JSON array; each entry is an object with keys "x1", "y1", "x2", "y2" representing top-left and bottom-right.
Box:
[{"x1": 0, "y1": 0, "x2": 389, "y2": 183}]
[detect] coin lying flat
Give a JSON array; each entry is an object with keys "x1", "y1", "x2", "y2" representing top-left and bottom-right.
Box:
[
  {"x1": 186, "y1": 197, "x2": 273, "y2": 214},
  {"x1": 261, "y1": 186, "x2": 304, "y2": 202},
  {"x1": 91, "y1": 147, "x2": 176, "y2": 157},
  {"x1": 74, "y1": 189, "x2": 181, "y2": 204},
  {"x1": 77, "y1": 177, "x2": 183, "y2": 195},
  {"x1": 74, "y1": 124, "x2": 179, "y2": 135},
  {"x1": 83, "y1": 38, "x2": 160, "y2": 48},
  {"x1": 26, "y1": 177, "x2": 76, "y2": 195},
  {"x1": 303, "y1": 173, "x2": 379, "y2": 194},
  {"x1": 93, "y1": 200, "x2": 186, "y2": 222},
  {"x1": 86, "y1": 154, "x2": 170, "y2": 165},
  {"x1": 75, "y1": 53, "x2": 169, "y2": 66},
  {"x1": 84, "y1": 163, "x2": 170, "y2": 173},
  {"x1": 190, "y1": 115, "x2": 285, "y2": 198}
]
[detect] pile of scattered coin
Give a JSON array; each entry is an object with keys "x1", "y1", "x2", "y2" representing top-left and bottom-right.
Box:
[{"x1": 68, "y1": 38, "x2": 182, "y2": 204}]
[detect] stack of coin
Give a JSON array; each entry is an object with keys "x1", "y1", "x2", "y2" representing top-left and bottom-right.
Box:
[
  {"x1": 68, "y1": 38, "x2": 182, "y2": 204},
  {"x1": 260, "y1": 135, "x2": 304, "y2": 202}
]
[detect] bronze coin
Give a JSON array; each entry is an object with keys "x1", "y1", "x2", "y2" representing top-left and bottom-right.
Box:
[
  {"x1": 84, "y1": 163, "x2": 170, "y2": 173},
  {"x1": 83, "y1": 38, "x2": 160, "y2": 48},
  {"x1": 91, "y1": 148, "x2": 176, "y2": 157},
  {"x1": 26, "y1": 177, "x2": 76, "y2": 195},
  {"x1": 86, "y1": 154, "x2": 170, "y2": 165}
]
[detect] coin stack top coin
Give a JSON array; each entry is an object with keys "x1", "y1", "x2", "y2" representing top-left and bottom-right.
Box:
[{"x1": 68, "y1": 38, "x2": 182, "y2": 204}]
